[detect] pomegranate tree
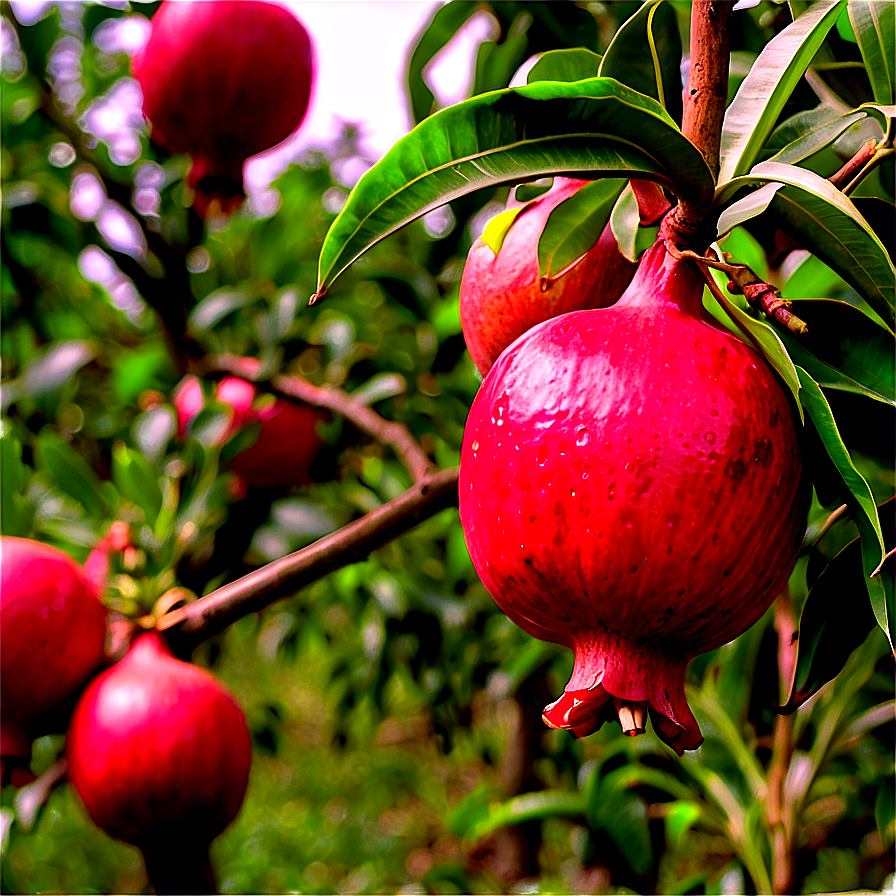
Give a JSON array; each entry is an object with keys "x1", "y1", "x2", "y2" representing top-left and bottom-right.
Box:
[
  {"x1": 459, "y1": 239, "x2": 806, "y2": 753},
  {"x1": 1, "y1": 537, "x2": 108, "y2": 768},
  {"x1": 132, "y1": 0, "x2": 314, "y2": 217},
  {"x1": 174, "y1": 374, "x2": 325, "y2": 489},
  {"x1": 460, "y1": 178, "x2": 637, "y2": 375},
  {"x1": 66, "y1": 630, "x2": 252, "y2": 890}
]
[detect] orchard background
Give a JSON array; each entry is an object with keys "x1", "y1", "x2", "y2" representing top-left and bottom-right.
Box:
[{"x1": 1, "y1": 1, "x2": 894, "y2": 895}]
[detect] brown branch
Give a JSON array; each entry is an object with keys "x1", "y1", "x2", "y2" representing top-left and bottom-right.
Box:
[
  {"x1": 198, "y1": 353, "x2": 437, "y2": 483},
  {"x1": 665, "y1": 0, "x2": 734, "y2": 249},
  {"x1": 13, "y1": 758, "x2": 68, "y2": 832},
  {"x1": 158, "y1": 467, "x2": 459, "y2": 651}
]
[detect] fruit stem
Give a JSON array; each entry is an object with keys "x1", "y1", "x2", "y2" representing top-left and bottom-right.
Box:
[{"x1": 141, "y1": 841, "x2": 218, "y2": 895}]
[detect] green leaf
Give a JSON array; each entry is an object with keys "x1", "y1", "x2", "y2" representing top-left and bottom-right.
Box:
[
  {"x1": 1, "y1": 428, "x2": 33, "y2": 537},
  {"x1": 849, "y1": 1, "x2": 895, "y2": 105},
  {"x1": 527, "y1": 48, "x2": 602, "y2": 85},
  {"x1": 598, "y1": 0, "x2": 683, "y2": 124},
  {"x1": 610, "y1": 184, "x2": 641, "y2": 262},
  {"x1": 797, "y1": 368, "x2": 889, "y2": 645},
  {"x1": 188, "y1": 286, "x2": 259, "y2": 334},
  {"x1": 314, "y1": 78, "x2": 713, "y2": 297},
  {"x1": 716, "y1": 182, "x2": 781, "y2": 237},
  {"x1": 719, "y1": 0, "x2": 846, "y2": 183},
  {"x1": 763, "y1": 107, "x2": 867, "y2": 166},
  {"x1": 716, "y1": 161, "x2": 895, "y2": 327},
  {"x1": 537, "y1": 178, "x2": 627, "y2": 279},
  {"x1": 779, "y1": 299, "x2": 895, "y2": 404},
  {"x1": 703, "y1": 261, "x2": 804, "y2": 419},
  {"x1": 591, "y1": 769, "x2": 654, "y2": 876},
  {"x1": 405, "y1": 2, "x2": 479, "y2": 124},
  {"x1": 480, "y1": 204, "x2": 529, "y2": 255},
  {"x1": 112, "y1": 442, "x2": 163, "y2": 524},
  {"x1": 36, "y1": 431, "x2": 110, "y2": 517},
  {"x1": 464, "y1": 790, "x2": 585, "y2": 842},
  {"x1": 784, "y1": 530, "x2": 881, "y2": 711}
]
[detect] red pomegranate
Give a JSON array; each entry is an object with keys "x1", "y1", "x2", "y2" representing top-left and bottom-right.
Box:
[
  {"x1": 1, "y1": 537, "x2": 108, "y2": 763},
  {"x1": 66, "y1": 630, "x2": 251, "y2": 850},
  {"x1": 173, "y1": 374, "x2": 325, "y2": 489},
  {"x1": 460, "y1": 178, "x2": 637, "y2": 375},
  {"x1": 459, "y1": 239, "x2": 805, "y2": 753},
  {"x1": 132, "y1": 0, "x2": 314, "y2": 217}
]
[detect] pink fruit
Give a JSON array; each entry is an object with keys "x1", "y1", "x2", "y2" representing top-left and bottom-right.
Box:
[
  {"x1": 1, "y1": 537, "x2": 108, "y2": 762},
  {"x1": 66, "y1": 630, "x2": 251, "y2": 848},
  {"x1": 173, "y1": 374, "x2": 325, "y2": 489},
  {"x1": 459, "y1": 178, "x2": 637, "y2": 375},
  {"x1": 459, "y1": 240, "x2": 805, "y2": 753},
  {"x1": 132, "y1": 0, "x2": 314, "y2": 217}
]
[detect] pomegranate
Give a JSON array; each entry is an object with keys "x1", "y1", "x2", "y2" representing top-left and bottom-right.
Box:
[
  {"x1": 460, "y1": 178, "x2": 637, "y2": 375},
  {"x1": 66, "y1": 630, "x2": 251, "y2": 850},
  {"x1": 173, "y1": 374, "x2": 325, "y2": 489},
  {"x1": 132, "y1": 0, "x2": 314, "y2": 217},
  {"x1": 1, "y1": 537, "x2": 107, "y2": 764},
  {"x1": 459, "y1": 239, "x2": 805, "y2": 753}
]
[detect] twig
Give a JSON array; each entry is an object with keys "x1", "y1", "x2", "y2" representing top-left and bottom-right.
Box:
[
  {"x1": 13, "y1": 758, "x2": 68, "y2": 832},
  {"x1": 159, "y1": 467, "x2": 459, "y2": 650},
  {"x1": 198, "y1": 353, "x2": 437, "y2": 483}
]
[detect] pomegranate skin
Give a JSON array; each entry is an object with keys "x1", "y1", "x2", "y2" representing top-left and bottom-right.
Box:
[
  {"x1": 460, "y1": 178, "x2": 637, "y2": 375},
  {"x1": 66, "y1": 631, "x2": 251, "y2": 848},
  {"x1": 1, "y1": 537, "x2": 107, "y2": 760},
  {"x1": 459, "y1": 241, "x2": 805, "y2": 753},
  {"x1": 173, "y1": 374, "x2": 325, "y2": 489},
  {"x1": 132, "y1": 0, "x2": 313, "y2": 216}
]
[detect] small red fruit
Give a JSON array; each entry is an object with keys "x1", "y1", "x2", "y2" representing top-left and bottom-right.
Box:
[
  {"x1": 1, "y1": 537, "x2": 108, "y2": 763},
  {"x1": 459, "y1": 240, "x2": 805, "y2": 753},
  {"x1": 173, "y1": 374, "x2": 325, "y2": 489},
  {"x1": 459, "y1": 178, "x2": 637, "y2": 375},
  {"x1": 132, "y1": 0, "x2": 314, "y2": 217},
  {"x1": 66, "y1": 630, "x2": 251, "y2": 849}
]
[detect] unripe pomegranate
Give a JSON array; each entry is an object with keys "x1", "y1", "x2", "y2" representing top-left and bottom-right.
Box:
[
  {"x1": 66, "y1": 631, "x2": 251, "y2": 850},
  {"x1": 173, "y1": 374, "x2": 325, "y2": 489},
  {"x1": 1, "y1": 537, "x2": 107, "y2": 763},
  {"x1": 132, "y1": 0, "x2": 314, "y2": 217},
  {"x1": 460, "y1": 178, "x2": 637, "y2": 375},
  {"x1": 459, "y1": 240, "x2": 805, "y2": 753}
]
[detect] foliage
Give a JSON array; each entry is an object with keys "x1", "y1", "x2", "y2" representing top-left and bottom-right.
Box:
[{"x1": 1, "y1": 1, "x2": 893, "y2": 894}]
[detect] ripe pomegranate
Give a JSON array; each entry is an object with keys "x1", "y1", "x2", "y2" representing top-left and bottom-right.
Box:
[
  {"x1": 460, "y1": 178, "x2": 638, "y2": 375},
  {"x1": 1, "y1": 537, "x2": 107, "y2": 764},
  {"x1": 132, "y1": 0, "x2": 314, "y2": 217},
  {"x1": 459, "y1": 239, "x2": 805, "y2": 753},
  {"x1": 66, "y1": 630, "x2": 251, "y2": 852},
  {"x1": 173, "y1": 374, "x2": 325, "y2": 489}
]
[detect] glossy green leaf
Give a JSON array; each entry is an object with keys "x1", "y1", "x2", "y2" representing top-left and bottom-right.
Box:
[
  {"x1": 314, "y1": 78, "x2": 713, "y2": 297},
  {"x1": 537, "y1": 178, "x2": 627, "y2": 278},
  {"x1": 763, "y1": 107, "x2": 867, "y2": 166},
  {"x1": 797, "y1": 368, "x2": 889, "y2": 645},
  {"x1": 779, "y1": 299, "x2": 895, "y2": 404},
  {"x1": 405, "y1": 2, "x2": 479, "y2": 124},
  {"x1": 610, "y1": 183, "x2": 640, "y2": 262},
  {"x1": 1, "y1": 428, "x2": 33, "y2": 537},
  {"x1": 716, "y1": 182, "x2": 781, "y2": 237},
  {"x1": 783, "y1": 531, "x2": 880, "y2": 711},
  {"x1": 703, "y1": 261, "x2": 804, "y2": 418},
  {"x1": 849, "y1": 1, "x2": 894, "y2": 105},
  {"x1": 527, "y1": 48, "x2": 602, "y2": 85},
  {"x1": 598, "y1": 0, "x2": 683, "y2": 123},
  {"x1": 719, "y1": 0, "x2": 845, "y2": 183},
  {"x1": 36, "y1": 432, "x2": 110, "y2": 517},
  {"x1": 716, "y1": 161, "x2": 895, "y2": 327}
]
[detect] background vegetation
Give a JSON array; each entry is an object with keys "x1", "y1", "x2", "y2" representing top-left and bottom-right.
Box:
[{"x1": 1, "y1": 1, "x2": 893, "y2": 894}]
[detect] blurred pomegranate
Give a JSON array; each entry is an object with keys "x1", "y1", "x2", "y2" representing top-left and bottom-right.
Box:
[
  {"x1": 132, "y1": 0, "x2": 314, "y2": 216},
  {"x1": 66, "y1": 630, "x2": 251, "y2": 851},
  {"x1": 459, "y1": 239, "x2": 805, "y2": 753},
  {"x1": 173, "y1": 374, "x2": 325, "y2": 489},
  {"x1": 1, "y1": 537, "x2": 107, "y2": 765},
  {"x1": 460, "y1": 178, "x2": 637, "y2": 375}
]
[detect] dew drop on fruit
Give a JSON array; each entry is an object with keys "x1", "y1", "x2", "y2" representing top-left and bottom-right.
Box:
[{"x1": 576, "y1": 426, "x2": 591, "y2": 447}]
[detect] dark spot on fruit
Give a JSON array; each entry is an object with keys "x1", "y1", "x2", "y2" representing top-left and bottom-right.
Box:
[
  {"x1": 524, "y1": 558, "x2": 533, "y2": 566},
  {"x1": 753, "y1": 437, "x2": 773, "y2": 467},
  {"x1": 725, "y1": 459, "x2": 747, "y2": 481}
]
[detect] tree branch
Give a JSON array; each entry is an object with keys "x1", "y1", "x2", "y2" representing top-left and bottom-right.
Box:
[
  {"x1": 197, "y1": 353, "x2": 437, "y2": 483},
  {"x1": 159, "y1": 467, "x2": 459, "y2": 651}
]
